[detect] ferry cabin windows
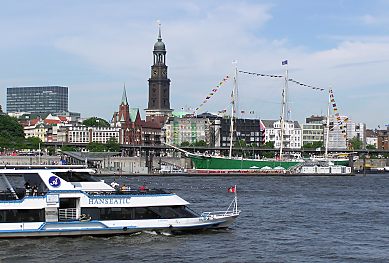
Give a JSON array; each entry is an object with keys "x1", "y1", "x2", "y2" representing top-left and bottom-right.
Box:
[
  {"x1": 81, "y1": 206, "x2": 197, "y2": 221},
  {"x1": 52, "y1": 171, "x2": 99, "y2": 182},
  {"x1": 0, "y1": 209, "x2": 45, "y2": 223}
]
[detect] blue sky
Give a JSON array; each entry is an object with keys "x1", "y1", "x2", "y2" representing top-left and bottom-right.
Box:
[{"x1": 1, "y1": 0, "x2": 388, "y2": 128}]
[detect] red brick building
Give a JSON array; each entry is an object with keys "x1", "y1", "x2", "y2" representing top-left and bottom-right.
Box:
[{"x1": 111, "y1": 87, "x2": 142, "y2": 145}]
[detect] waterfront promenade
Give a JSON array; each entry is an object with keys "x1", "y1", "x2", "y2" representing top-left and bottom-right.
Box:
[{"x1": 1, "y1": 155, "x2": 388, "y2": 175}]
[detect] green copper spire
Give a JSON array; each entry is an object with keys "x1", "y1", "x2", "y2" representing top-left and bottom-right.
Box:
[{"x1": 121, "y1": 84, "x2": 128, "y2": 105}]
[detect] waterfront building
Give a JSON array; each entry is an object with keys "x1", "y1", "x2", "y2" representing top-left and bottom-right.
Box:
[
  {"x1": 67, "y1": 126, "x2": 120, "y2": 144},
  {"x1": 24, "y1": 122, "x2": 48, "y2": 142},
  {"x1": 140, "y1": 120, "x2": 164, "y2": 146},
  {"x1": 261, "y1": 120, "x2": 302, "y2": 149},
  {"x1": 366, "y1": 129, "x2": 378, "y2": 148},
  {"x1": 111, "y1": 87, "x2": 142, "y2": 145},
  {"x1": 145, "y1": 23, "x2": 173, "y2": 125},
  {"x1": 377, "y1": 128, "x2": 389, "y2": 150},
  {"x1": 22, "y1": 114, "x2": 72, "y2": 142},
  {"x1": 221, "y1": 118, "x2": 263, "y2": 147},
  {"x1": 323, "y1": 115, "x2": 366, "y2": 150},
  {"x1": 7, "y1": 86, "x2": 68, "y2": 114},
  {"x1": 346, "y1": 121, "x2": 366, "y2": 148},
  {"x1": 302, "y1": 115, "x2": 325, "y2": 146},
  {"x1": 164, "y1": 114, "x2": 212, "y2": 146}
]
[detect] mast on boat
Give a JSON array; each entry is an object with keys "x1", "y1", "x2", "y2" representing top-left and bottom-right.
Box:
[
  {"x1": 279, "y1": 61, "x2": 288, "y2": 160},
  {"x1": 325, "y1": 88, "x2": 331, "y2": 159},
  {"x1": 229, "y1": 61, "x2": 238, "y2": 159}
]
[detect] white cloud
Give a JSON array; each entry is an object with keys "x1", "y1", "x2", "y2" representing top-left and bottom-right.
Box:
[{"x1": 1, "y1": 1, "x2": 389, "y2": 128}]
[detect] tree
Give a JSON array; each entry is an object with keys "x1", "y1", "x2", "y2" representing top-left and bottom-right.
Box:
[
  {"x1": 0, "y1": 115, "x2": 25, "y2": 150},
  {"x1": 303, "y1": 141, "x2": 323, "y2": 149},
  {"x1": 60, "y1": 145, "x2": 78, "y2": 152},
  {"x1": 87, "y1": 142, "x2": 106, "y2": 152},
  {"x1": 234, "y1": 139, "x2": 247, "y2": 148},
  {"x1": 349, "y1": 137, "x2": 363, "y2": 150},
  {"x1": 180, "y1": 141, "x2": 191, "y2": 147},
  {"x1": 24, "y1": 136, "x2": 42, "y2": 150},
  {"x1": 193, "y1": 140, "x2": 207, "y2": 147},
  {"x1": 82, "y1": 117, "x2": 110, "y2": 128},
  {"x1": 366, "y1": 144, "x2": 376, "y2": 150},
  {"x1": 106, "y1": 137, "x2": 120, "y2": 152},
  {"x1": 261, "y1": 141, "x2": 274, "y2": 149}
]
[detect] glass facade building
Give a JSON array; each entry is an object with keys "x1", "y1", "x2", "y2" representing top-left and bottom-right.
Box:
[{"x1": 7, "y1": 86, "x2": 68, "y2": 114}]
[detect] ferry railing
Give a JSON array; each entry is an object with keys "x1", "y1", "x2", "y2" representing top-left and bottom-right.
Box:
[
  {"x1": 86, "y1": 189, "x2": 169, "y2": 196},
  {"x1": 0, "y1": 191, "x2": 18, "y2": 200},
  {"x1": 59, "y1": 208, "x2": 77, "y2": 221},
  {"x1": 200, "y1": 196, "x2": 240, "y2": 220}
]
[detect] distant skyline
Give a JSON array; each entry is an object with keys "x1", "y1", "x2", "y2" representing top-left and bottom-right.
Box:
[{"x1": 1, "y1": 0, "x2": 388, "y2": 128}]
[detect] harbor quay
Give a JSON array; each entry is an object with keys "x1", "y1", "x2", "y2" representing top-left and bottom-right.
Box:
[
  {"x1": 0, "y1": 155, "x2": 190, "y2": 174},
  {"x1": 0, "y1": 155, "x2": 388, "y2": 175}
]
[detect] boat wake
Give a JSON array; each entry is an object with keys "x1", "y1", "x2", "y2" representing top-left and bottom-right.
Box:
[{"x1": 142, "y1": 230, "x2": 173, "y2": 236}]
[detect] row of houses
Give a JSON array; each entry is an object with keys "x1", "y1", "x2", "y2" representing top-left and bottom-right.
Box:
[{"x1": 17, "y1": 91, "x2": 385, "y2": 151}]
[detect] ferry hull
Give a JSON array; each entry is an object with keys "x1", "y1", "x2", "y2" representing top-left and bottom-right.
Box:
[{"x1": 0, "y1": 216, "x2": 239, "y2": 238}]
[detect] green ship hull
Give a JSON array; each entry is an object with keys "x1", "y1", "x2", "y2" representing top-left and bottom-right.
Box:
[{"x1": 190, "y1": 155, "x2": 302, "y2": 170}]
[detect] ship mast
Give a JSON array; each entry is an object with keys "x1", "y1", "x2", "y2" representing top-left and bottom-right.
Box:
[
  {"x1": 325, "y1": 88, "x2": 331, "y2": 159},
  {"x1": 229, "y1": 62, "x2": 238, "y2": 159},
  {"x1": 279, "y1": 61, "x2": 288, "y2": 160}
]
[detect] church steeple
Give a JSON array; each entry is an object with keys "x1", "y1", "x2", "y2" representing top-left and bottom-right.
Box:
[
  {"x1": 121, "y1": 84, "x2": 128, "y2": 105},
  {"x1": 153, "y1": 21, "x2": 166, "y2": 65},
  {"x1": 146, "y1": 21, "x2": 173, "y2": 124}
]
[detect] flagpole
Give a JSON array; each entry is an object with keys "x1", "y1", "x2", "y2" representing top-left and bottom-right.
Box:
[
  {"x1": 234, "y1": 185, "x2": 238, "y2": 213},
  {"x1": 279, "y1": 60, "x2": 288, "y2": 160}
]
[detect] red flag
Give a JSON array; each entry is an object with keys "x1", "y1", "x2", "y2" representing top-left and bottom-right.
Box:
[{"x1": 228, "y1": 186, "x2": 236, "y2": 193}]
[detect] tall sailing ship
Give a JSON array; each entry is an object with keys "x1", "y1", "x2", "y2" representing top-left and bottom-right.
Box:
[
  {"x1": 169, "y1": 62, "x2": 304, "y2": 174},
  {"x1": 168, "y1": 62, "x2": 352, "y2": 175}
]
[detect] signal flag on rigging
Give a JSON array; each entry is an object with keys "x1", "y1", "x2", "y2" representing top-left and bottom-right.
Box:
[{"x1": 228, "y1": 185, "x2": 236, "y2": 193}]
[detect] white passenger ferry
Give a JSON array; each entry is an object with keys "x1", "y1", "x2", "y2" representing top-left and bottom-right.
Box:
[{"x1": 0, "y1": 167, "x2": 240, "y2": 238}]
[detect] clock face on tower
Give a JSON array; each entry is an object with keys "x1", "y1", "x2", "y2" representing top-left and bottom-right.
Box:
[
  {"x1": 153, "y1": 69, "x2": 158, "y2": 76},
  {"x1": 162, "y1": 69, "x2": 167, "y2": 76}
]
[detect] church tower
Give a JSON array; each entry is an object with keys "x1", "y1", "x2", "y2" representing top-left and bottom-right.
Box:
[{"x1": 145, "y1": 22, "x2": 173, "y2": 124}]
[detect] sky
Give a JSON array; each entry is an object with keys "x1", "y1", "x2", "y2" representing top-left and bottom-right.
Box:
[{"x1": 0, "y1": 0, "x2": 388, "y2": 128}]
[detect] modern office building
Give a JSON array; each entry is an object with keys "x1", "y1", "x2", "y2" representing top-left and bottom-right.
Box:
[
  {"x1": 302, "y1": 115, "x2": 325, "y2": 146},
  {"x1": 7, "y1": 86, "x2": 68, "y2": 114},
  {"x1": 221, "y1": 118, "x2": 263, "y2": 147}
]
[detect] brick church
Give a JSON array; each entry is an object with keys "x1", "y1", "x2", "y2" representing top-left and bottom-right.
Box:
[{"x1": 111, "y1": 24, "x2": 172, "y2": 145}]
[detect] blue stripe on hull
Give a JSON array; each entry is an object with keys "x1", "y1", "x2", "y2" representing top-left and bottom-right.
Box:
[{"x1": 0, "y1": 219, "x2": 231, "y2": 238}]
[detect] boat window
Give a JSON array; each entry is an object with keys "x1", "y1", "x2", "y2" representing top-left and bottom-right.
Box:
[
  {"x1": 0, "y1": 173, "x2": 48, "y2": 200},
  {"x1": 60, "y1": 198, "x2": 77, "y2": 209},
  {"x1": 52, "y1": 171, "x2": 99, "y2": 182},
  {"x1": 0, "y1": 209, "x2": 45, "y2": 223},
  {"x1": 81, "y1": 206, "x2": 197, "y2": 221}
]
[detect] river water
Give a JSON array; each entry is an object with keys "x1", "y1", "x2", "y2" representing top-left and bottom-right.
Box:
[{"x1": 0, "y1": 174, "x2": 388, "y2": 262}]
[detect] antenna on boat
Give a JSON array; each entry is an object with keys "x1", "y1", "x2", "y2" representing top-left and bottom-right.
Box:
[
  {"x1": 279, "y1": 60, "x2": 288, "y2": 160},
  {"x1": 229, "y1": 60, "x2": 238, "y2": 159}
]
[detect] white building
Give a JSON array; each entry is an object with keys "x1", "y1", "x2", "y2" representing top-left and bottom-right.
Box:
[
  {"x1": 67, "y1": 126, "x2": 120, "y2": 144},
  {"x1": 323, "y1": 115, "x2": 366, "y2": 150},
  {"x1": 261, "y1": 120, "x2": 302, "y2": 149}
]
